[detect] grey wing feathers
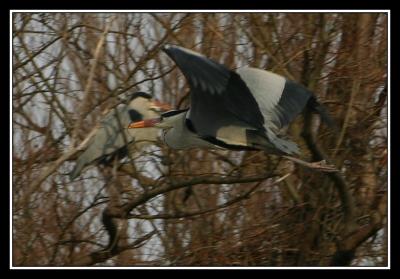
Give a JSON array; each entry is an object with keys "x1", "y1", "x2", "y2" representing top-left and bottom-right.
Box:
[
  {"x1": 264, "y1": 129, "x2": 300, "y2": 155},
  {"x1": 162, "y1": 45, "x2": 314, "y2": 156},
  {"x1": 97, "y1": 106, "x2": 134, "y2": 156},
  {"x1": 236, "y1": 68, "x2": 312, "y2": 132},
  {"x1": 69, "y1": 106, "x2": 134, "y2": 180},
  {"x1": 162, "y1": 45, "x2": 230, "y2": 95},
  {"x1": 274, "y1": 80, "x2": 312, "y2": 129},
  {"x1": 236, "y1": 68, "x2": 312, "y2": 155},
  {"x1": 162, "y1": 45, "x2": 266, "y2": 135}
]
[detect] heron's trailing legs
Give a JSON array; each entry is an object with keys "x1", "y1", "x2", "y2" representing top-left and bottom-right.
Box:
[{"x1": 282, "y1": 155, "x2": 339, "y2": 172}]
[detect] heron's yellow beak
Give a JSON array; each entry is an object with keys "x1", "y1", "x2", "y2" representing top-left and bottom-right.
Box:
[
  {"x1": 128, "y1": 118, "x2": 161, "y2": 129},
  {"x1": 149, "y1": 100, "x2": 172, "y2": 112}
]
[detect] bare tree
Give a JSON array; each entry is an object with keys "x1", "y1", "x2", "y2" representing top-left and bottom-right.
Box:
[{"x1": 12, "y1": 12, "x2": 388, "y2": 267}]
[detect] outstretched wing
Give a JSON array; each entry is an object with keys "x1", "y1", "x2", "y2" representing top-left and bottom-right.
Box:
[
  {"x1": 162, "y1": 45, "x2": 312, "y2": 155},
  {"x1": 236, "y1": 67, "x2": 312, "y2": 132},
  {"x1": 162, "y1": 45, "x2": 265, "y2": 137}
]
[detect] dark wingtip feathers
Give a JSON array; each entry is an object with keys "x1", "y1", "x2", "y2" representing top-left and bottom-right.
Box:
[{"x1": 307, "y1": 96, "x2": 339, "y2": 133}]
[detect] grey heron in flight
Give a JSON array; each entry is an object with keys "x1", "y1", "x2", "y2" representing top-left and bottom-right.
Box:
[
  {"x1": 69, "y1": 92, "x2": 171, "y2": 180},
  {"x1": 128, "y1": 46, "x2": 337, "y2": 172}
]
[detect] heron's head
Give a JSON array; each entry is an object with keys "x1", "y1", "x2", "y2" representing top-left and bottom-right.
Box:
[
  {"x1": 128, "y1": 109, "x2": 187, "y2": 130},
  {"x1": 127, "y1": 92, "x2": 172, "y2": 118}
]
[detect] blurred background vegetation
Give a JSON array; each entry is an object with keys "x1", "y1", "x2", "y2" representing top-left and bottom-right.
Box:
[{"x1": 12, "y1": 12, "x2": 388, "y2": 267}]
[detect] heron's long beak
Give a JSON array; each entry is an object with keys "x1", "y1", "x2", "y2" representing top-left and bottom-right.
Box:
[
  {"x1": 128, "y1": 118, "x2": 161, "y2": 129},
  {"x1": 149, "y1": 100, "x2": 172, "y2": 112}
]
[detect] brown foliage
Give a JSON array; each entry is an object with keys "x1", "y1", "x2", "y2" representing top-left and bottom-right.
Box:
[{"x1": 12, "y1": 12, "x2": 388, "y2": 267}]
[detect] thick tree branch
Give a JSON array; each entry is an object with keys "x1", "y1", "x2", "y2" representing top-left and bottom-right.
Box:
[
  {"x1": 72, "y1": 230, "x2": 156, "y2": 266},
  {"x1": 127, "y1": 173, "x2": 291, "y2": 220}
]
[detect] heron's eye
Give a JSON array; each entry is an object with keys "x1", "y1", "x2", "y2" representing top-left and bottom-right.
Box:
[{"x1": 150, "y1": 107, "x2": 162, "y2": 113}]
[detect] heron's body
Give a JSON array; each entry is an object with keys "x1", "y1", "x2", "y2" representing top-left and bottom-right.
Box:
[
  {"x1": 158, "y1": 46, "x2": 319, "y2": 154},
  {"x1": 161, "y1": 111, "x2": 280, "y2": 153},
  {"x1": 160, "y1": 110, "x2": 218, "y2": 150},
  {"x1": 128, "y1": 46, "x2": 337, "y2": 172},
  {"x1": 69, "y1": 92, "x2": 166, "y2": 180}
]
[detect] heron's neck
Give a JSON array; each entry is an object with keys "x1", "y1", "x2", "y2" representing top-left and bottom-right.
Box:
[{"x1": 164, "y1": 112, "x2": 212, "y2": 149}]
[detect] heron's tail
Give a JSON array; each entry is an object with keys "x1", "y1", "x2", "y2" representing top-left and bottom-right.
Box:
[
  {"x1": 69, "y1": 157, "x2": 86, "y2": 181},
  {"x1": 307, "y1": 96, "x2": 338, "y2": 131},
  {"x1": 247, "y1": 129, "x2": 300, "y2": 156}
]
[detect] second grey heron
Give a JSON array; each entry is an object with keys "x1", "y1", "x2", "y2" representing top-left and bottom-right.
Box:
[{"x1": 69, "y1": 91, "x2": 171, "y2": 180}]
